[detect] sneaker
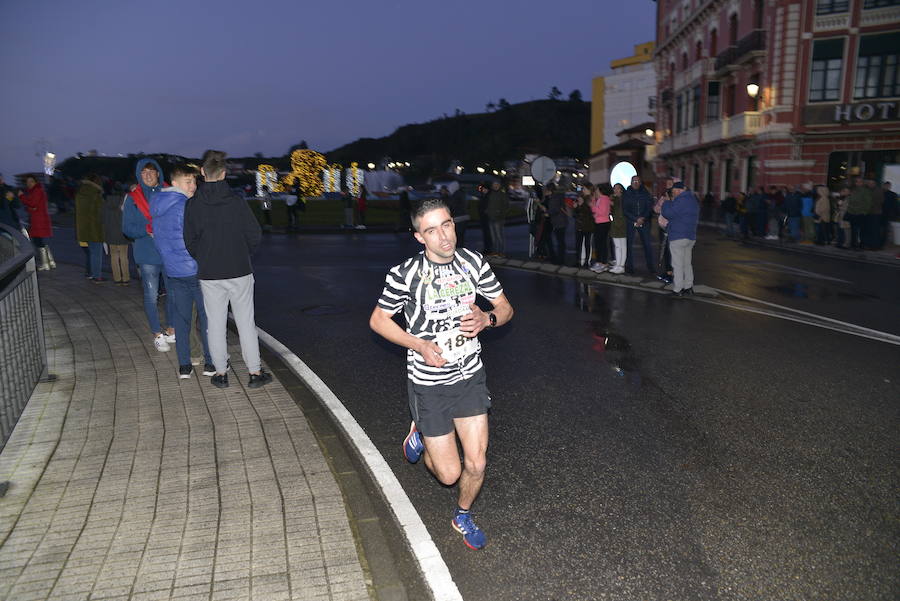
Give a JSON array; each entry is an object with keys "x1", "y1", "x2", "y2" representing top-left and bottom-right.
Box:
[
  {"x1": 154, "y1": 334, "x2": 170, "y2": 352},
  {"x1": 164, "y1": 331, "x2": 176, "y2": 344},
  {"x1": 452, "y1": 512, "x2": 486, "y2": 550},
  {"x1": 211, "y1": 373, "x2": 229, "y2": 388},
  {"x1": 248, "y1": 370, "x2": 273, "y2": 389},
  {"x1": 609, "y1": 266, "x2": 625, "y2": 274},
  {"x1": 589, "y1": 263, "x2": 607, "y2": 273},
  {"x1": 402, "y1": 423, "x2": 424, "y2": 463},
  {"x1": 178, "y1": 365, "x2": 193, "y2": 379},
  {"x1": 202, "y1": 363, "x2": 216, "y2": 376}
]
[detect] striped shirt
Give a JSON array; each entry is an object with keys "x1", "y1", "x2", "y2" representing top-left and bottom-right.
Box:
[{"x1": 377, "y1": 248, "x2": 504, "y2": 386}]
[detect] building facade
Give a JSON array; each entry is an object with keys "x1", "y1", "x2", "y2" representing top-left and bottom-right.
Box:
[
  {"x1": 591, "y1": 42, "x2": 657, "y2": 154},
  {"x1": 653, "y1": 0, "x2": 900, "y2": 197}
]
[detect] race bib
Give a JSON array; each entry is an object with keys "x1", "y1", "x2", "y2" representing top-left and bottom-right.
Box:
[{"x1": 434, "y1": 328, "x2": 477, "y2": 364}]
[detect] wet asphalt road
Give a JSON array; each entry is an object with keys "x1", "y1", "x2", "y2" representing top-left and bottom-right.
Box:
[{"x1": 46, "y1": 225, "x2": 899, "y2": 600}]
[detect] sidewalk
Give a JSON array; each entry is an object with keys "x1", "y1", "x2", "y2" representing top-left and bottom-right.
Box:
[{"x1": 0, "y1": 265, "x2": 371, "y2": 601}]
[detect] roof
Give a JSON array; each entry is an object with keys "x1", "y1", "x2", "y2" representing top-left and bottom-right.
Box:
[
  {"x1": 590, "y1": 138, "x2": 650, "y2": 158},
  {"x1": 616, "y1": 121, "x2": 656, "y2": 136}
]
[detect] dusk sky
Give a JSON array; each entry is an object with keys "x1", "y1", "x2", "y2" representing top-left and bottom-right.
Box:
[{"x1": 1, "y1": 0, "x2": 656, "y2": 176}]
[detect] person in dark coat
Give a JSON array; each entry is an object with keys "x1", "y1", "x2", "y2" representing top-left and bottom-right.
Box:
[
  {"x1": 622, "y1": 175, "x2": 655, "y2": 274},
  {"x1": 0, "y1": 174, "x2": 22, "y2": 231},
  {"x1": 76, "y1": 174, "x2": 106, "y2": 281},
  {"x1": 103, "y1": 191, "x2": 131, "y2": 285}
]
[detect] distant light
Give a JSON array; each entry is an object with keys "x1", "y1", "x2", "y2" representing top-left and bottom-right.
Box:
[
  {"x1": 746, "y1": 83, "x2": 759, "y2": 98},
  {"x1": 367, "y1": 162, "x2": 375, "y2": 169},
  {"x1": 522, "y1": 175, "x2": 535, "y2": 186},
  {"x1": 492, "y1": 170, "x2": 499, "y2": 175},
  {"x1": 644, "y1": 128, "x2": 654, "y2": 137},
  {"x1": 404, "y1": 162, "x2": 410, "y2": 167},
  {"x1": 476, "y1": 167, "x2": 485, "y2": 173},
  {"x1": 500, "y1": 170, "x2": 506, "y2": 176}
]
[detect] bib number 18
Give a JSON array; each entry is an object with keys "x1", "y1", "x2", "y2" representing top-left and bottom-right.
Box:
[{"x1": 433, "y1": 329, "x2": 477, "y2": 363}]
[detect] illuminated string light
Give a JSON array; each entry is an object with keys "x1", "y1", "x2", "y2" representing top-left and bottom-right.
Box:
[
  {"x1": 346, "y1": 162, "x2": 364, "y2": 196},
  {"x1": 281, "y1": 149, "x2": 327, "y2": 197},
  {"x1": 323, "y1": 162, "x2": 343, "y2": 193},
  {"x1": 256, "y1": 164, "x2": 281, "y2": 196}
]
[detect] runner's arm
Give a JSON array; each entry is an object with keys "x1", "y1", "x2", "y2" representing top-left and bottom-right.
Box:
[
  {"x1": 459, "y1": 293, "x2": 513, "y2": 337},
  {"x1": 369, "y1": 307, "x2": 447, "y2": 367}
]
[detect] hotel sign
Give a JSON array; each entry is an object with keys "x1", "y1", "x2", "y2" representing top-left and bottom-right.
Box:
[{"x1": 804, "y1": 101, "x2": 900, "y2": 125}]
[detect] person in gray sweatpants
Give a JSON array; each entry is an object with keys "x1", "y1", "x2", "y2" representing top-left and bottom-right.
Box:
[
  {"x1": 183, "y1": 149, "x2": 272, "y2": 389},
  {"x1": 660, "y1": 181, "x2": 700, "y2": 297}
]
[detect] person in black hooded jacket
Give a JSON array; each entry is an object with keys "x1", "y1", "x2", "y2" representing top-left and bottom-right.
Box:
[{"x1": 183, "y1": 149, "x2": 270, "y2": 390}]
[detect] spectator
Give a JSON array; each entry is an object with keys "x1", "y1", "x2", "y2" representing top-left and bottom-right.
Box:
[
  {"x1": 744, "y1": 186, "x2": 764, "y2": 237},
  {"x1": 341, "y1": 185, "x2": 354, "y2": 228},
  {"x1": 833, "y1": 186, "x2": 851, "y2": 249},
  {"x1": 546, "y1": 183, "x2": 570, "y2": 265},
  {"x1": 865, "y1": 178, "x2": 884, "y2": 250},
  {"x1": 622, "y1": 175, "x2": 654, "y2": 274},
  {"x1": 590, "y1": 183, "x2": 612, "y2": 272},
  {"x1": 476, "y1": 182, "x2": 492, "y2": 253},
  {"x1": 484, "y1": 180, "x2": 509, "y2": 256},
  {"x1": 653, "y1": 178, "x2": 674, "y2": 284},
  {"x1": 103, "y1": 190, "x2": 131, "y2": 285},
  {"x1": 845, "y1": 178, "x2": 871, "y2": 249},
  {"x1": 151, "y1": 163, "x2": 214, "y2": 380},
  {"x1": 572, "y1": 184, "x2": 595, "y2": 268},
  {"x1": 814, "y1": 185, "x2": 832, "y2": 245},
  {"x1": 721, "y1": 189, "x2": 738, "y2": 237},
  {"x1": 0, "y1": 174, "x2": 22, "y2": 231},
  {"x1": 784, "y1": 185, "x2": 803, "y2": 242},
  {"x1": 661, "y1": 181, "x2": 699, "y2": 296},
  {"x1": 123, "y1": 158, "x2": 175, "y2": 352},
  {"x1": 765, "y1": 185, "x2": 783, "y2": 240},
  {"x1": 286, "y1": 181, "x2": 302, "y2": 232},
  {"x1": 449, "y1": 184, "x2": 469, "y2": 249},
  {"x1": 259, "y1": 185, "x2": 273, "y2": 232},
  {"x1": 608, "y1": 183, "x2": 627, "y2": 274},
  {"x1": 75, "y1": 173, "x2": 106, "y2": 281},
  {"x1": 396, "y1": 186, "x2": 412, "y2": 233},
  {"x1": 800, "y1": 183, "x2": 815, "y2": 243},
  {"x1": 882, "y1": 182, "x2": 897, "y2": 234},
  {"x1": 183, "y1": 150, "x2": 270, "y2": 389},
  {"x1": 356, "y1": 185, "x2": 368, "y2": 229},
  {"x1": 19, "y1": 175, "x2": 55, "y2": 271}
]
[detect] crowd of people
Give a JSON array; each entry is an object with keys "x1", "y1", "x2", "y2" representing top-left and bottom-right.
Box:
[
  {"x1": 0, "y1": 155, "x2": 274, "y2": 388},
  {"x1": 718, "y1": 178, "x2": 897, "y2": 250},
  {"x1": 526, "y1": 175, "x2": 700, "y2": 295}
]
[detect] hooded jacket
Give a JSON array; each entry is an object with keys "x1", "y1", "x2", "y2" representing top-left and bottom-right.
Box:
[
  {"x1": 151, "y1": 187, "x2": 197, "y2": 278},
  {"x1": 183, "y1": 180, "x2": 262, "y2": 280},
  {"x1": 622, "y1": 185, "x2": 653, "y2": 223},
  {"x1": 660, "y1": 188, "x2": 699, "y2": 241},
  {"x1": 122, "y1": 158, "x2": 165, "y2": 265}
]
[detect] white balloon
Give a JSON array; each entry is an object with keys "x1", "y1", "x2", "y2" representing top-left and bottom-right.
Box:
[{"x1": 610, "y1": 162, "x2": 638, "y2": 190}]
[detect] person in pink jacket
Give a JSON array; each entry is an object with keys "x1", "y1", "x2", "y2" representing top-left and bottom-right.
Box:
[{"x1": 589, "y1": 184, "x2": 612, "y2": 272}]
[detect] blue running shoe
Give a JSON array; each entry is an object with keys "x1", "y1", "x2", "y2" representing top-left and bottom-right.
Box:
[
  {"x1": 452, "y1": 512, "x2": 486, "y2": 550},
  {"x1": 402, "y1": 423, "x2": 424, "y2": 463}
]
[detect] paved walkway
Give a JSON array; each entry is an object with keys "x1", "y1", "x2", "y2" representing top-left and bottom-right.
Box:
[{"x1": 0, "y1": 265, "x2": 371, "y2": 601}]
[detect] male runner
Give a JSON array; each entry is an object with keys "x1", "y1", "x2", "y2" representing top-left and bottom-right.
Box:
[{"x1": 370, "y1": 198, "x2": 513, "y2": 550}]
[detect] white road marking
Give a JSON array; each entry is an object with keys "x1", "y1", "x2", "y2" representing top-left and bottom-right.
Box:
[{"x1": 255, "y1": 327, "x2": 464, "y2": 601}]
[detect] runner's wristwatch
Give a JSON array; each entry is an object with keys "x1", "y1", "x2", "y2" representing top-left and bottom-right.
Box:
[{"x1": 488, "y1": 312, "x2": 497, "y2": 328}]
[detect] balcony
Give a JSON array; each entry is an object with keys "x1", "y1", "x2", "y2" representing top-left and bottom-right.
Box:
[
  {"x1": 714, "y1": 30, "x2": 766, "y2": 73},
  {"x1": 674, "y1": 128, "x2": 700, "y2": 149},
  {"x1": 674, "y1": 58, "x2": 712, "y2": 90},
  {"x1": 661, "y1": 88, "x2": 673, "y2": 105}
]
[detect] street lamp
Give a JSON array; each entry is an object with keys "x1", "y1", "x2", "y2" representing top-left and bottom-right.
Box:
[
  {"x1": 367, "y1": 162, "x2": 375, "y2": 170},
  {"x1": 476, "y1": 166, "x2": 485, "y2": 173},
  {"x1": 644, "y1": 128, "x2": 654, "y2": 138},
  {"x1": 746, "y1": 83, "x2": 759, "y2": 98}
]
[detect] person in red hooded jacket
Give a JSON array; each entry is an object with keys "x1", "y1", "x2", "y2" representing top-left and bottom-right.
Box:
[{"x1": 19, "y1": 174, "x2": 55, "y2": 270}]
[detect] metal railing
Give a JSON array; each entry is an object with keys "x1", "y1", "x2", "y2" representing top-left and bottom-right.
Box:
[{"x1": 0, "y1": 224, "x2": 48, "y2": 451}]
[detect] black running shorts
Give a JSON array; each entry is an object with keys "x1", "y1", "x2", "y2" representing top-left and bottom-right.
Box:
[{"x1": 407, "y1": 369, "x2": 491, "y2": 437}]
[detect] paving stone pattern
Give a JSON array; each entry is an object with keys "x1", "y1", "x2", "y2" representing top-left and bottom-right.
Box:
[{"x1": 0, "y1": 266, "x2": 371, "y2": 601}]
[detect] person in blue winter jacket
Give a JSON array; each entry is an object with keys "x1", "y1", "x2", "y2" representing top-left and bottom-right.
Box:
[
  {"x1": 660, "y1": 181, "x2": 699, "y2": 296},
  {"x1": 122, "y1": 158, "x2": 176, "y2": 352},
  {"x1": 150, "y1": 163, "x2": 215, "y2": 380}
]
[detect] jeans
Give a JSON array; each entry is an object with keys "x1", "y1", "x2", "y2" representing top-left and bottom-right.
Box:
[
  {"x1": 625, "y1": 221, "x2": 654, "y2": 273},
  {"x1": 847, "y1": 213, "x2": 864, "y2": 247},
  {"x1": 724, "y1": 212, "x2": 737, "y2": 237},
  {"x1": 787, "y1": 216, "x2": 801, "y2": 241},
  {"x1": 669, "y1": 238, "x2": 696, "y2": 291},
  {"x1": 551, "y1": 227, "x2": 567, "y2": 265},
  {"x1": 139, "y1": 263, "x2": 173, "y2": 334},
  {"x1": 168, "y1": 275, "x2": 211, "y2": 367},
  {"x1": 87, "y1": 242, "x2": 103, "y2": 279},
  {"x1": 593, "y1": 222, "x2": 610, "y2": 263},
  {"x1": 201, "y1": 274, "x2": 261, "y2": 375},
  {"x1": 489, "y1": 219, "x2": 505, "y2": 254},
  {"x1": 575, "y1": 231, "x2": 593, "y2": 267}
]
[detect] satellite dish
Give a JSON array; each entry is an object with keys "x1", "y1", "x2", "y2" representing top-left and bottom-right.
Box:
[
  {"x1": 530, "y1": 156, "x2": 557, "y2": 184},
  {"x1": 610, "y1": 161, "x2": 637, "y2": 190}
]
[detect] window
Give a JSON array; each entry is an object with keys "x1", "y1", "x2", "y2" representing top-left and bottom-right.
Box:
[
  {"x1": 724, "y1": 83, "x2": 736, "y2": 117},
  {"x1": 729, "y1": 14, "x2": 738, "y2": 46},
  {"x1": 754, "y1": 0, "x2": 764, "y2": 28},
  {"x1": 706, "y1": 161, "x2": 714, "y2": 195},
  {"x1": 682, "y1": 51, "x2": 689, "y2": 69},
  {"x1": 692, "y1": 164, "x2": 700, "y2": 190},
  {"x1": 747, "y1": 156, "x2": 756, "y2": 190},
  {"x1": 710, "y1": 28, "x2": 718, "y2": 56},
  {"x1": 810, "y1": 38, "x2": 844, "y2": 102},
  {"x1": 863, "y1": 0, "x2": 900, "y2": 9},
  {"x1": 695, "y1": 40, "x2": 703, "y2": 60},
  {"x1": 692, "y1": 85, "x2": 702, "y2": 127},
  {"x1": 817, "y1": 0, "x2": 849, "y2": 14},
  {"x1": 854, "y1": 32, "x2": 900, "y2": 99}
]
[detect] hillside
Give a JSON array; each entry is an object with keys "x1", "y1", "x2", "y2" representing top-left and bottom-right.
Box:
[{"x1": 326, "y1": 99, "x2": 590, "y2": 175}]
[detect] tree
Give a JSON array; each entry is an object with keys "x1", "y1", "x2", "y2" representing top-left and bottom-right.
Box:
[
  {"x1": 568, "y1": 89, "x2": 583, "y2": 102},
  {"x1": 485, "y1": 101, "x2": 496, "y2": 112},
  {"x1": 548, "y1": 86, "x2": 562, "y2": 100},
  {"x1": 287, "y1": 140, "x2": 308, "y2": 155},
  {"x1": 498, "y1": 98, "x2": 511, "y2": 110},
  {"x1": 253, "y1": 152, "x2": 264, "y2": 158}
]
